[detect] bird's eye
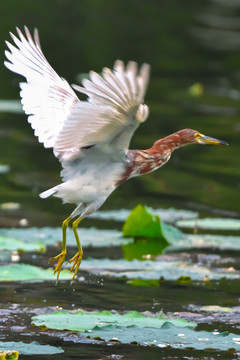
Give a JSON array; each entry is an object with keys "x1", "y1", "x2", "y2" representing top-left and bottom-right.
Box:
[{"x1": 194, "y1": 133, "x2": 202, "y2": 139}]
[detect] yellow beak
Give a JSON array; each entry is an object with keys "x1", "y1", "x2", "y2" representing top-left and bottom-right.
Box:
[{"x1": 197, "y1": 135, "x2": 228, "y2": 146}]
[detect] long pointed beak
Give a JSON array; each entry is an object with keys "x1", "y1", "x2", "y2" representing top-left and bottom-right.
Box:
[{"x1": 197, "y1": 135, "x2": 228, "y2": 146}]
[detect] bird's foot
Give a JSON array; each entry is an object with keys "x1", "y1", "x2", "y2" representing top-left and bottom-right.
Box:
[
  {"x1": 68, "y1": 250, "x2": 83, "y2": 282},
  {"x1": 49, "y1": 250, "x2": 66, "y2": 282}
]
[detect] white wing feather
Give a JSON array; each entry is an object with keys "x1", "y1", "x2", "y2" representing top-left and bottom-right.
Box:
[
  {"x1": 5, "y1": 26, "x2": 150, "y2": 157},
  {"x1": 5, "y1": 27, "x2": 79, "y2": 149}
]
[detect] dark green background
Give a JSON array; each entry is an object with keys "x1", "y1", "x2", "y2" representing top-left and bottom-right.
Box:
[{"x1": 0, "y1": 0, "x2": 239, "y2": 226}]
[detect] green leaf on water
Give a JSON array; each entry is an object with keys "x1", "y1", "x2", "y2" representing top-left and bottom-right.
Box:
[
  {"x1": 123, "y1": 204, "x2": 168, "y2": 239},
  {"x1": 0, "y1": 236, "x2": 46, "y2": 253},
  {"x1": 32, "y1": 310, "x2": 240, "y2": 350},
  {"x1": 0, "y1": 264, "x2": 72, "y2": 282},
  {"x1": 0, "y1": 350, "x2": 19, "y2": 360},
  {"x1": 32, "y1": 309, "x2": 196, "y2": 332},
  {"x1": 0, "y1": 342, "x2": 63, "y2": 356},
  {"x1": 122, "y1": 221, "x2": 185, "y2": 260},
  {"x1": 120, "y1": 205, "x2": 185, "y2": 259},
  {"x1": 122, "y1": 205, "x2": 161, "y2": 238}
]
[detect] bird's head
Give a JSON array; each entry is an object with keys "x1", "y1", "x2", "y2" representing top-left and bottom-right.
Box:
[{"x1": 178, "y1": 129, "x2": 228, "y2": 146}]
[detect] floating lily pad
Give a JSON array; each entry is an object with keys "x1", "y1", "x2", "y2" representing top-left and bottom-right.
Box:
[
  {"x1": 32, "y1": 309, "x2": 196, "y2": 332},
  {"x1": 0, "y1": 350, "x2": 18, "y2": 360},
  {"x1": 32, "y1": 310, "x2": 240, "y2": 350},
  {"x1": 167, "y1": 234, "x2": 240, "y2": 251},
  {"x1": 0, "y1": 228, "x2": 134, "y2": 248},
  {"x1": 90, "y1": 207, "x2": 198, "y2": 224},
  {"x1": 176, "y1": 218, "x2": 240, "y2": 231},
  {"x1": 0, "y1": 341, "x2": 63, "y2": 355},
  {"x1": 87, "y1": 324, "x2": 240, "y2": 350},
  {"x1": 0, "y1": 236, "x2": 45, "y2": 253},
  {"x1": 79, "y1": 258, "x2": 240, "y2": 281},
  {"x1": 0, "y1": 264, "x2": 71, "y2": 282}
]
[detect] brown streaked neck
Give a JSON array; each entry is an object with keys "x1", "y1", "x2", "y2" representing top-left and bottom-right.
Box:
[{"x1": 148, "y1": 129, "x2": 196, "y2": 155}]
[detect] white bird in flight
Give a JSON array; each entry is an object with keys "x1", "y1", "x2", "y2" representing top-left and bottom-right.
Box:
[{"x1": 5, "y1": 26, "x2": 227, "y2": 281}]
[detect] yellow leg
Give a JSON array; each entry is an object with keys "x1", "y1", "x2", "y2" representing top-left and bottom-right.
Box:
[
  {"x1": 68, "y1": 217, "x2": 83, "y2": 281},
  {"x1": 49, "y1": 216, "x2": 72, "y2": 281}
]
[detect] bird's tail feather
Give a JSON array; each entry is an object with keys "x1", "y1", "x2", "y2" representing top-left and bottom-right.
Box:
[{"x1": 40, "y1": 187, "x2": 57, "y2": 199}]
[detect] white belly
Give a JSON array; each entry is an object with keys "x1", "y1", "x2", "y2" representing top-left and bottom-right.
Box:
[{"x1": 54, "y1": 160, "x2": 125, "y2": 204}]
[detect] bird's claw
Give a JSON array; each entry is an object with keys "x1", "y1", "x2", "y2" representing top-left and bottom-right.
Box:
[
  {"x1": 49, "y1": 250, "x2": 66, "y2": 282},
  {"x1": 68, "y1": 250, "x2": 83, "y2": 282}
]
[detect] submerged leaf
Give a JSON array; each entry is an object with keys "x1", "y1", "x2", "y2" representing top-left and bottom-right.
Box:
[
  {"x1": 32, "y1": 309, "x2": 196, "y2": 332},
  {"x1": 0, "y1": 264, "x2": 71, "y2": 282}
]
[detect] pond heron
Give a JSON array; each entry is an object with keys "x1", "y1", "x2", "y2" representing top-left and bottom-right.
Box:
[{"x1": 5, "y1": 27, "x2": 228, "y2": 281}]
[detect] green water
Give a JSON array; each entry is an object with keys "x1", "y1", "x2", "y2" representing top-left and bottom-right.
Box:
[{"x1": 0, "y1": 1, "x2": 240, "y2": 359}]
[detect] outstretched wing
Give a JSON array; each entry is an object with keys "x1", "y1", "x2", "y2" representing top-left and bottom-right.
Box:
[
  {"x1": 5, "y1": 26, "x2": 79, "y2": 149},
  {"x1": 5, "y1": 26, "x2": 150, "y2": 158}
]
